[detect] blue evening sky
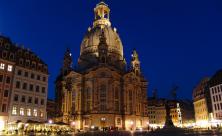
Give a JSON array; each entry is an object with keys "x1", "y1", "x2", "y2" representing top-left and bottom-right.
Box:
[{"x1": 0, "y1": 0, "x2": 222, "y2": 100}]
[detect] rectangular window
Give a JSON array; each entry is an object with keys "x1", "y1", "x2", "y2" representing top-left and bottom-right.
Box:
[
  {"x1": 40, "y1": 111, "x2": 43, "y2": 118},
  {"x1": 42, "y1": 87, "x2": 46, "y2": 93},
  {"x1": 31, "y1": 73, "x2": 35, "y2": 79},
  {"x1": 116, "y1": 118, "x2": 121, "y2": 125},
  {"x1": 17, "y1": 70, "x2": 22, "y2": 75},
  {"x1": 21, "y1": 96, "x2": 26, "y2": 103},
  {"x1": 37, "y1": 75, "x2": 41, "y2": 80},
  {"x1": 43, "y1": 77, "x2": 46, "y2": 82},
  {"x1": 20, "y1": 108, "x2": 24, "y2": 116},
  {"x1": 36, "y1": 85, "x2": 39, "y2": 92},
  {"x1": 15, "y1": 81, "x2": 20, "y2": 89},
  {"x1": 27, "y1": 109, "x2": 31, "y2": 116},
  {"x1": 23, "y1": 83, "x2": 27, "y2": 90},
  {"x1": 1, "y1": 104, "x2": 7, "y2": 112},
  {"x1": 41, "y1": 99, "x2": 45, "y2": 105},
  {"x1": 0, "y1": 75, "x2": 3, "y2": 82},
  {"x1": 7, "y1": 65, "x2": 13, "y2": 72},
  {"x1": 12, "y1": 106, "x2": 17, "y2": 115},
  {"x1": 29, "y1": 84, "x2": 33, "y2": 91},
  {"x1": 4, "y1": 90, "x2": 9, "y2": 97},
  {"x1": 5, "y1": 76, "x2": 10, "y2": 84},
  {"x1": 14, "y1": 94, "x2": 19, "y2": 101},
  {"x1": 24, "y1": 72, "x2": 28, "y2": 77},
  {"x1": 33, "y1": 109, "x2": 37, "y2": 117},
  {"x1": 0, "y1": 63, "x2": 5, "y2": 70},
  {"x1": 35, "y1": 98, "x2": 38, "y2": 105},
  {"x1": 28, "y1": 97, "x2": 32, "y2": 103}
]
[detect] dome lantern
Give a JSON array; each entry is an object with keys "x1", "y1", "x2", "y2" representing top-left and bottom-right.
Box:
[{"x1": 93, "y1": 1, "x2": 111, "y2": 28}]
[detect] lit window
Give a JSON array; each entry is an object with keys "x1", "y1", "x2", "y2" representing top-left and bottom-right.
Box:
[
  {"x1": 20, "y1": 108, "x2": 24, "y2": 116},
  {"x1": 12, "y1": 106, "x2": 17, "y2": 115},
  {"x1": 7, "y1": 65, "x2": 13, "y2": 72},
  {"x1": 40, "y1": 111, "x2": 44, "y2": 118},
  {"x1": 27, "y1": 109, "x2": 31, "y2": 116},
  {"x1": 0, "y1": 63, "x2": 5, "y2": 70},
  {"x1": 33, "y1": 109, "x2": 37, "y2": 117}
]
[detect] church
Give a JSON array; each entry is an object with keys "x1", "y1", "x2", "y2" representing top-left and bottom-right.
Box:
[{"x1": 55, "y1": 1, "x2": 148, "y2": 130}]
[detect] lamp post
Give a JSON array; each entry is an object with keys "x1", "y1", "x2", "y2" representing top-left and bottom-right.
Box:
[
  {"x1": 48, "y1": 120, "x2": 53, "y2": 124},
  {"x1": 101, "y1": 118, "x2": 106, "y2": 131},
  {"x1": 71, "y1": 121, "x2": 76, "y2": 133},
  {"x1": 146, "y1": 122, "x2": 149, "y2": 131},
  {"x1": 130, "y1": 121, "x2": 134, "y2": 131}
]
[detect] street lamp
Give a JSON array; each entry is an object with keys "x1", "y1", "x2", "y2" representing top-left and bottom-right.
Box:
[
  {"x1": 130, "y1": 121, "x2": 134, "y2": 125},
  {"x1": 101, "y1": 118, "x2": 106, "y2": 121},
  {"x1": 48, "y1": 119, "x2": 53, "y2": 124},
  {"x1": 71, "y1": 121, "x2": 76, "y2": 126}
]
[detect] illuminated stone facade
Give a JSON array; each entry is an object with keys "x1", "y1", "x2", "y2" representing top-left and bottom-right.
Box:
[
  {"x1": 55, "y1": 1, "x2": 148, "y2": 130},
  {"x1": 193, "y1": 78, "x2": 212, "y2": 127},
  {"x1": 148, "y1": 97, "x2": 194, "y2": 128},
  {"x1": 0, "y1": 35, "x2": 48, "y2": 130}
]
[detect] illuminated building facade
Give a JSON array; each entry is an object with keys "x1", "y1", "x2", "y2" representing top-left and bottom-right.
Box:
[
  {"x1": 55, "y1": 1, "x2": 148, "y2": 130},
  {"x1": 209, "y1": 70, "x2": 222, "y2": 125},
  {"x1": 148, "y1": 98, "x2": 166, "y2": 128},
  {"x1": 193, "y1": 78, "x2": 212, "y2": 127},
  {"x1": 148, "y1": 97, "x2": 194, "y2": 128},
  {"x1": 0, "y1": 35, "x2": 49, "y2": 130},
  {"x1": 0, "y1": 47, "x2": 14, "y2": 131}
]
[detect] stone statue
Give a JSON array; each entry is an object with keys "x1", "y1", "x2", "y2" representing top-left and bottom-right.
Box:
[{"x1": 164, "y1": 100, "x2": 175, "y2": 128}]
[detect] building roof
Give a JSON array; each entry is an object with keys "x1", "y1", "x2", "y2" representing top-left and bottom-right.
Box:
[
  {"x1": 192, "y1": 77, "x2": 210, "y2": 101},
  {"x1": 209, "y1": 69, "x2": 222, "y2": 87},
  {"x1": 0, "y1": 35, "x2": 48, "y2": 74}
]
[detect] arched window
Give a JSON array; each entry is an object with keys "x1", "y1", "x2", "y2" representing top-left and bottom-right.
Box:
[
  {"x1": 2, "y1": 51, "x2": 8, "y2": 59},
  {"x1": 26, "y1": 60, "x2": 30, "y2": 67},
  {"x1": 31, "y1": 61, "x2": 36, "y2": 69},
  {"x1": 4, "y1": 43, "x2": 10, "y2": 49},
  {"x1": 9, "y1": 53, "x2": 14, "y2": 61},
  {"x1": 19, "y1": 58, "x2": 23, "y2": 65}
]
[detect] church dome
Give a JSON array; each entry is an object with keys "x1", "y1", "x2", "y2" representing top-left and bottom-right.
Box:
[
  {"x1": 78, "y1": 1, "x2": 125, "y2": 70},
  {"x1": 80, "y1": 26, "x2": 123, "y2": 60}
]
